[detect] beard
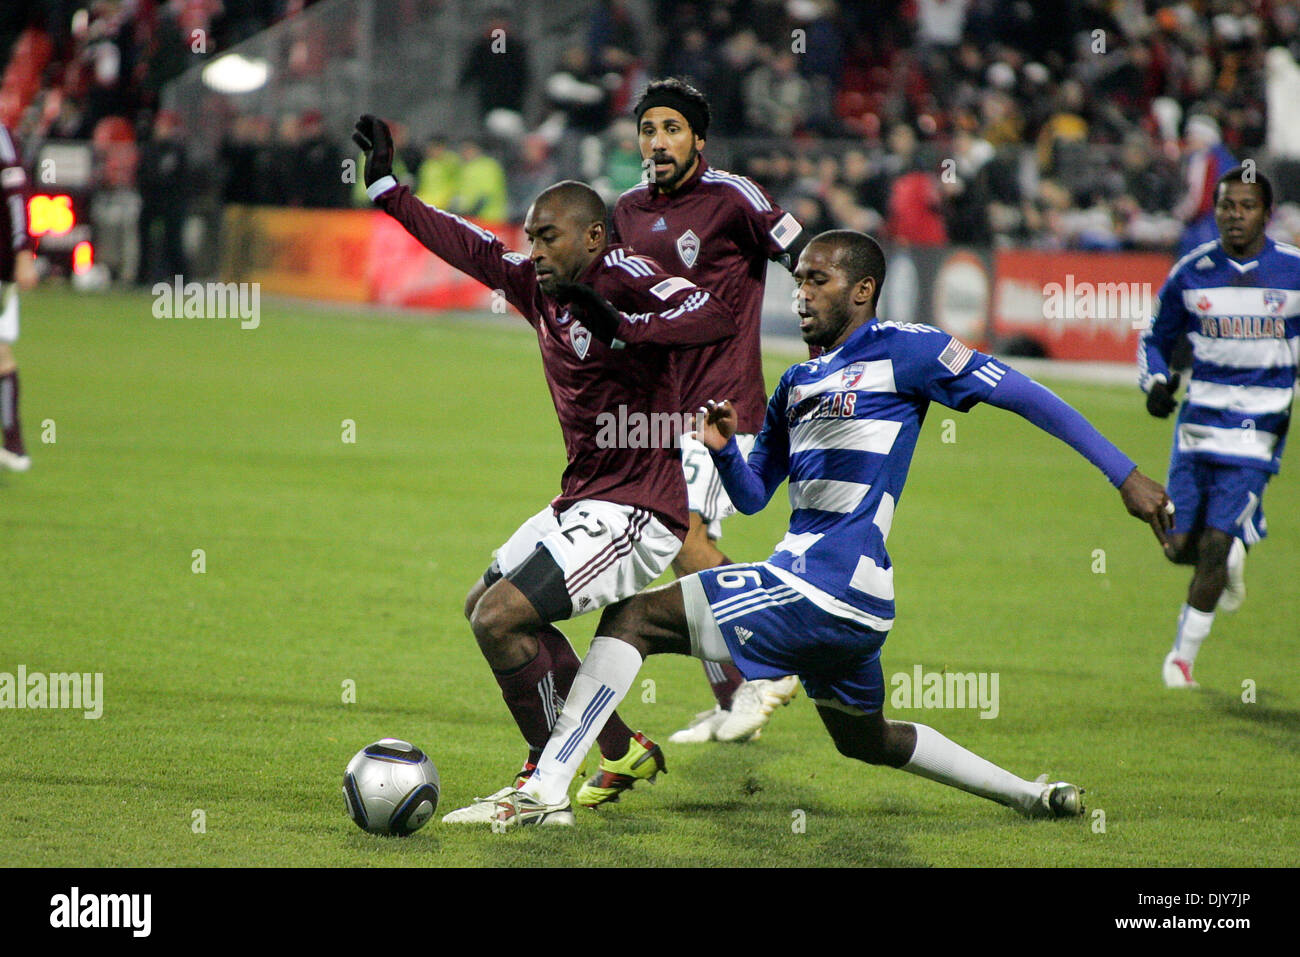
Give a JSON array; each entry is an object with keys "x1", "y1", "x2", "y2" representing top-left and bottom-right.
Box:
[{"x1": 651, "y1": 146, "x2": 699, "y2": 191}]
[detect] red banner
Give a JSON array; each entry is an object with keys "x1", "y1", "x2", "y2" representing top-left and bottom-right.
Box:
[
  {"x1": 222, "y1": 207, "x2": 523, "y2": 311},
  {"x1": 992, "y1": 250, "x2": 1174, "y2": 360}
]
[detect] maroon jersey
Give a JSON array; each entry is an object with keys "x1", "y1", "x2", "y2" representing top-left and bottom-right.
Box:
[
  {"x1": 0, "y1": 123, "x2": 33, "y2": 283},
  {"x1": 613, "y1": 157, "x2": 802, "y2": 433},
  {"x1": 372, "y1": 177, "x2": 736, "y2": 538}
]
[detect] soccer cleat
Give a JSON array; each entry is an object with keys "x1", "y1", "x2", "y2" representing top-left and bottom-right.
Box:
[
  {"x1": 441, "y1": 765, "x2": 534, "y2": 823},
  {"x1": 714, "y1": 676, "x2": 800, "y2": 742},
  {"x1": 1023, "y1": 774, "x2": 1085, "y2": 819},
  {"x1": 574, "y1": 731, "x2": 666, "y2": 808},
  {"x1": 0, "y1": 448, "x2": 30, "y2": 472},
  {"x1": 1218, "y1": 538, "x2": 1247, "y2": 612},
  {"x1": 1162, "y1": 651, "x2": 1199, "y2": 689},
  {"x1": 491, "y1": 789, "x2": 574, "y2": 829},
  {"x1": 668, "y1": 706, "x2": 731, "y2": 744}
]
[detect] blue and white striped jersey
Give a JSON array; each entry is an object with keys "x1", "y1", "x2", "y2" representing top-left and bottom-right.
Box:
[
  {"x1": 712, "y1": 320, "x2": 1007, "y2": 631},
  {"x1": 1139, "y1": 237, "x2": 1300, "y2": 473}
]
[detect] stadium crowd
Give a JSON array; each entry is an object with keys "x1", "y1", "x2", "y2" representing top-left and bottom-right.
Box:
[{"x1": 3, "y1": 0, "x2": 1300, "y2": 283}]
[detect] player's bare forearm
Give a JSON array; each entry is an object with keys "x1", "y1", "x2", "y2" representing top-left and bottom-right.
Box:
[{"x1": 1119, "y1": 468, "x2": 1175, "y2": 551}]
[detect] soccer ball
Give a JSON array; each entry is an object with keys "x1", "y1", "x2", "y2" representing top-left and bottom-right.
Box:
[{"x1": 342, "y1": 739, "x2": 440, "y2": 836}]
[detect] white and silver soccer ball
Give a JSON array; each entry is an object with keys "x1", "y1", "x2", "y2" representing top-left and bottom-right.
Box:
[{"x1": 342, "y1": 738, "x2": 440, "y2": 836}]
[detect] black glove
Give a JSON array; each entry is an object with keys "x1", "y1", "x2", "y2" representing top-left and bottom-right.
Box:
[
  {"x1": 351, "y1": 114, "x2": 394, "y2": 188},
  {"x1": 551, "y1": 280, "x2": 622, "y2": 345},
  {"x1": 1146, "y1": 372, "x2": 1181, "y2": 418}
]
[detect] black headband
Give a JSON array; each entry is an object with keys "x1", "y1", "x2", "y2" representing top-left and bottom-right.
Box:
[{"x1": 635, "y1": 89, "x2": 708, "y2": 139}]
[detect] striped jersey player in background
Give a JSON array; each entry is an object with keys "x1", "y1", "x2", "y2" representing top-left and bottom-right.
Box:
[
  {"x1": 1, "y1": 119, "x2": 37, "y2": 472},
  {"x1": 611, "y1": 78, "x2": 807, "y2": 747},
  {"x1": 492, "y1": 230, "x2": 1174, "y2": 827},
  {"x1": 352, "y1": 114, "x2": 737, "y2": 823},
  {"x1": 1140, "y1": 167, "x2": 1300, "y2": 689}
]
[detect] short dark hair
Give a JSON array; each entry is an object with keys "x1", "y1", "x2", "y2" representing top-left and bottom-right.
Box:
[
  {"x1": 1216, "y1": 166, "x2": 1273, "y2": 209},
  {"x1": 633, "y1": 77, "x2": 711, "y2": 139},
  {"x1": 533, "y1": 179, "x2": 608, "y2": 228},
  {"x1": 810, "y1": 230, "x2": 887, "y2": 308}
]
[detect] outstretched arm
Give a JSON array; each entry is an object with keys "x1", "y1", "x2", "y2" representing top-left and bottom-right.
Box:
[
  {"x1": 985, "y1": 368, "x2": 1174, "y2": 546},
  {"x1": 355, "y1": 115, "x2": 537, "y2": 316},
  {"x1": 695, "y1": 395, "x2": 789, "y2": 514}
]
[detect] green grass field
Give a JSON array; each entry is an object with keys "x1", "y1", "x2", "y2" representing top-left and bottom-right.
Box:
[{"x1": 2, "y1": 288, "x2": 1296, "y2": 868}]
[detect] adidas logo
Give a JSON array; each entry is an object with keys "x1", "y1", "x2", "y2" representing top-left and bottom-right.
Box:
[
  {"x1": 651, "y1": 216, "x2": 667, "y2": 232},
  {"x1": 733, "y1": 626, "x2": 753, "y2": 645},
  {"x1": 1195, "y1": 256, "x2": 1215, "y2": 270}
]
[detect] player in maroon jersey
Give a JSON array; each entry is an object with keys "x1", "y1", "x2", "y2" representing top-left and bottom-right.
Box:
[
  {"x1": 353, "y1": 115, "x2": 737, "y2": 822},
  {"x1": 0, "y1": 120, "x2": 37, "y2": 472},
  {"x1": 610, "y1": 78, "x2": 806, "y2": 747}
]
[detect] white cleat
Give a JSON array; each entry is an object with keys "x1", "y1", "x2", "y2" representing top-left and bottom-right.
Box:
[
  {"x1": 491, "y1": 789, "x2": 575, "y2": 830},
  {"x1": 715, "y1": 676, "x2": 800, "y2": 743},
  {"x1": 1217, "y1": 538, "x2": 1247, "y2": 612},
  {"x1": 0, "y1": 449, "x2": 31, "y2": 472},
  {"x1": 1022, "y1": 773, "x2": 1085, "y2": 819},
  {"x1": 669, "y1": 706, "x2": 731, "y2": 744},
  {"x1": 1162, "y1": 651, "x2": 1199, "y2": 689},
  {"x1": 442, "y1": 785, "x2": 523, "y2": 824}
]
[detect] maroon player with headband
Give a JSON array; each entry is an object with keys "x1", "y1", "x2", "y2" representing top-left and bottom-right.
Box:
[
  {"x1": 611, "y1": 77, "x2": 807, "y2": 746},
  {"x1": 352, "y1": 115, "x2": 737, "y2": 823}
]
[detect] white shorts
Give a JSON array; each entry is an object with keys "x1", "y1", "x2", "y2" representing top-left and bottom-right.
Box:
[
  {"x1": 491, "y1": 499, "x2": 681, "y2": 620},
  {"x1": 679, "y1": 432, "x2": 756, "y2": 540},
  {"x1": 0, "y1": 285, "x2": 18, "y2": 344}
]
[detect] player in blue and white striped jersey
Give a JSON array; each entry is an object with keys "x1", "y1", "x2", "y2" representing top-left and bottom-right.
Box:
[
  {"x1": 490, "y1": 230, "x2": 1173, "y2": 828},
  {"x1": 1139, "y1": 166, "x2": 1300, "y2": 689}
]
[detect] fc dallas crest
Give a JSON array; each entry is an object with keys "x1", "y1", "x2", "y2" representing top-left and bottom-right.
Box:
[
  {"x1": 676, "y1": 229, "x2": 700, "y2": 269},
  {"x1": 570, "y1": 322, "x2": 592, "y2": 359}
]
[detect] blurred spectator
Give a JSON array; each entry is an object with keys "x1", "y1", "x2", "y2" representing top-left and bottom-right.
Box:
[
  {"x1": 888, "y1": 166, "x2": 947, "y2": 247},
  {"x1": 1174, "y1": 114, "x2": 1236, "y2": 255},
  {"x1": 744, "y1": 50, "x2": 811, "y2": 136},
  {"x1": 416, "y1": 137, "x2": 460, "y2": 210},
  {"x1": 545, "y1": 45, "x2": 611, "y2": 134},
  {"x1": 136, "y1": 108, "x2": 187, "y2": 283},
  {"x1": 664, "y1": 28, "x2": 713, "y2": 92},
  {"x1": 706, "y1": 28, "x2": 761, "y2": 135},
  {"x1": 459, "y1": 13, "x2": 531, "y2": 125},
  {"x1": 594, "y1": 117, "x2": 644, "y2": 203},
  {"x1": 509, "y1": 134, "x2": 557, "y2": 220},
  {"x1": 452, "y1": 139, "x2": 507, "y2": 222},
  {"x1": 295, "y1": 109, "x2": 347, "y2": 208}
]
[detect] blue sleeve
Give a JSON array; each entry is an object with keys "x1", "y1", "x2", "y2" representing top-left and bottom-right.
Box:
[
  {"x1": 891, "y1": 326, "x2": 1003, "y2": 411},
  {"x1": 709, "y1": 379, "x2": 791, "y2": 514},
  {"x1": 1139, "y1": 270, "x2": 1187, "y2": 392},
  {"x1": 985, "y1": 368, "x2": 1137, "y2": 487}
]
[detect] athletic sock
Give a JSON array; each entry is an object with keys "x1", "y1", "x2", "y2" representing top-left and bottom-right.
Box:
[
  {"x1": 491, "y1": 642, "x2": 561, "y2": 762},
  {"x1": 702, "y1": 660, "x2": 744, "y2": 710},
  {"x1": 533, "y1": 623, "x2": 636, "y2": 760},
  {"x1": 900, "y1": 723, "x2": 1041, "y2": 813},
  {"x1": 523, "y1": 636, "x2": 643, "y2": 805},
  {"x1": 1173, "y1": 604, "x2": 1214, "y2": 667},
  {"x1": 0, "y1": 370, "x2": 23, "y2": 455}
]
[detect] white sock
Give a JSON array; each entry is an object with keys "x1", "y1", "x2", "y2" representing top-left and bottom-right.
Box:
[
  {"x1": 523, "y1": 636, "x2": 643, "y2": 805},
  {"x1": 902, "y1": 723, "x2": 1041, "y2": 813},
  {"x1": 1173, "y1": 604, "x2": 1214, "y2": 666}
]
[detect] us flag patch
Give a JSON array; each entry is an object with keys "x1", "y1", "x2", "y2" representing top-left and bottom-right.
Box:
[
  {"x1": 938, "y1": 337, "x2": 974, "y2": 373},
  {"x1": 770, "y1": 212, "x2": 801, "y2": 249}
]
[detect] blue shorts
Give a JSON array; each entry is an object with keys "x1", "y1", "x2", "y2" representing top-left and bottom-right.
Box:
[
  {"x1": 1166, "y1": 453, "x2": 1270, "y2": 544},
  {"x1": 682, "y1": 563, "x2": 888, "y2": 714}
]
